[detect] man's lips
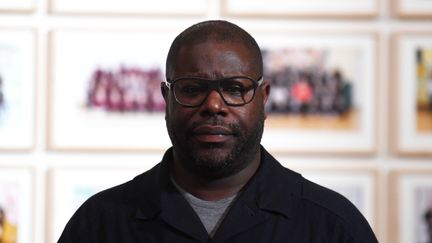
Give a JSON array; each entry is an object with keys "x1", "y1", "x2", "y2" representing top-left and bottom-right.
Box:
[{"x1": 192, "y1": 125, "x2": 233, "y2": 143}]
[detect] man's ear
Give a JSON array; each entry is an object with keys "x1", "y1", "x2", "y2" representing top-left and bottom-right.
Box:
[
  {"x1": 260, "y1": 79, "x2": 271, "y2": 119},
  {"x1": 161, "y1": 82, "x2": 169, "y2": 102},
  {"x1": 161, "y1": 82, "x2": 170, "y2": 120},
  {"x1": 260, "y1": 79, "x2": 271, "y2": 106}
]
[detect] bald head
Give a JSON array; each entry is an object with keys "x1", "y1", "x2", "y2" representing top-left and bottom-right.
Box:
[{"x1": 165, "y1": 20, "x2": 263, "y2": 80}]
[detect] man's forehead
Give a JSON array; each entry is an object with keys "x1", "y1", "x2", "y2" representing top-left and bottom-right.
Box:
[
  {"x1": 173, "y1": 42, "x2": 255, "y2": 74},
  {"x1": 166, "y1": 29, "x2": 263, "y2": 79},
  {"x1": 174, "y1": 41, "x2": 255, "y2": 66},
  {"x1": 177, "y1": 40, "x2": 249, "y2": 53}
]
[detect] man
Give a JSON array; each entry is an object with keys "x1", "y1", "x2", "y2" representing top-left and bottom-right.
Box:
[{"x1": 58, "y1": 20, "x2": 378, "y2": 243}]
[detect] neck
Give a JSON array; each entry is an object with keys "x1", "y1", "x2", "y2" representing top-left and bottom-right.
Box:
[{"x1": 171, "y1": 149, "x2": 261, "y2": 201}]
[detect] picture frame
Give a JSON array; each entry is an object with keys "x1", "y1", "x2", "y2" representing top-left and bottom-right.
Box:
[
  {"x1": 47, "y1": 168, "x2": 140, "y2": 243},
  {"x1": 222, "y1": 0, "x2": 379, "y2": 18},
  {"x1": 391, "y1": 31, "x2": 432, "y2": 156},
  {"x1": 392, "y1": 0, "x2": 432, "y2": 19},
  {"x1": 288, "y1": 165, "x2": 380, "y2": 235},
  {"x1": 254, "y1": 30, "x2": 378, "y2": 155},
  {"x1": 0, "y1": 28, "x2": 36, "y2": 151},
  {"x1": 49, "y1": 0, "x2": 208, "y2": 15},
  {"x1": 0, "y1": 0, "x2": 35, "y2": 12},
  {"x1": 389, "y1": 169, "x2": 432, "y2": 243},
  {"x1": 0, "y1": 167, "x2": 34, "y2": 243},
  {"x1": 48, "y1": 29, "x2": 176, "y2": 151}
]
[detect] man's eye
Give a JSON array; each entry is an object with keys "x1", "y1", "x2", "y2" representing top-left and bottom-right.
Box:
[
  {"x1": 222, "y1": 82, "x2": 246, "y2": 94},
  {"x1": 180, "y1": 85, "x2": 205, "y2": 95}
]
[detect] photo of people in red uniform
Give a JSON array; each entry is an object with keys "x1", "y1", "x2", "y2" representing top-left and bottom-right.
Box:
[{"x1": 85, "y1": 66, "x2": 165, "y2": 113}]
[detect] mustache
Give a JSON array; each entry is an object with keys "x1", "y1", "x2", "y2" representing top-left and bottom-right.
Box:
[{"x1": 188, "y1": 118, "x2": 242, "y2": 136}]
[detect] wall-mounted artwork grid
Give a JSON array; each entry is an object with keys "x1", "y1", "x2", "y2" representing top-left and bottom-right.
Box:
[
  {"x1": 390, "y1": 169, "x2": 432, "y2": 243},
  {"x1": 289, "y1": 165, "x2": 380, "y2": 235},
  {"x1": 252, "y1": 30, "x2": 378, "y2": 154},
  {"x1": 0, "y1": 168, "x2": 33, "y2": 243},
  {"x1": 0, "y1": 0, "x2": 35, "y2": 12},
  {"x1": 222, "y1": 0, "x2": 379, "y2": 18},
  {"x1": 0, "y1": 29, "x2": 36, "y2": 151},
  {"x1": 49, "y1": 0, "x2": 208, "y2": 15},
  {"x1": 392, "y1": 32, "x2": 432, "y2": 156},
  {"x1": 47, "y1": 168, "x2": 140, "y2": 243},
  {"x1": 48, "y1": 29, "x2": 177, "y2": 151},
  {"x1": 393, "y1": 0, "x2": 432, "y2": 18}
]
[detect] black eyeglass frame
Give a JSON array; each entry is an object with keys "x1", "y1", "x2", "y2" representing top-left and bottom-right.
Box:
[{"x1": 165, "y1": 76, "x2": 264, "y2": 108}]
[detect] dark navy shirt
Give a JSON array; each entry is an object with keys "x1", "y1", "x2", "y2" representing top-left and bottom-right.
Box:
[{"x1": 58, "y1": 147, "x2": 378, "y2": 243}]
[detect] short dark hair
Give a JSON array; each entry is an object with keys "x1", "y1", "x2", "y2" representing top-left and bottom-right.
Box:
[{"x1": 165, "y1": 20, "x2": 263, "y2": 80}]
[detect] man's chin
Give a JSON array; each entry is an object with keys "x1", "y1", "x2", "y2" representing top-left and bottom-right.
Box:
[
  {"x1": 188, "y1": 147, "x2": 237, "y2": 176},
  {"x1": 193, "y1": 147, "x2": 232, "y2": 167},
  {"x1": 189, "y1": 138, "x2": 235, "y2": 154}
]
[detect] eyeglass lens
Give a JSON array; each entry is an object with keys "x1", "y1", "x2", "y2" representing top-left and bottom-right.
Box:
[{"x1": 173, "y1": 77, "x2": 256, "y2": 106}]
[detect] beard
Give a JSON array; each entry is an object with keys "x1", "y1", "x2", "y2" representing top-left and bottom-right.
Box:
[{"x1": 166, "y1": 109, "x2": 265, "y2": 180}]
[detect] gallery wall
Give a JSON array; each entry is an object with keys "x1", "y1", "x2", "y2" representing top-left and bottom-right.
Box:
[{"x1": 0, "y1": 0, "x2": 431, "y2": 243}]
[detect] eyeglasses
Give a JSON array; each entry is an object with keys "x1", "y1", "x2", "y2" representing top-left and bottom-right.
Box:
[{"x1": 165, "y1": 76, "x2": 264, "y2": 107}]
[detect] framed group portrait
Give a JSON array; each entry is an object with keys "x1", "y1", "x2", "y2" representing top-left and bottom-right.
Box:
[
  {"x1": 253, "y1": 30, "x2": 378, "y2": 154},
  {"x1": 222, "y1": 0, "x2": 379, "y2": 18},
  {"x1": 391, "y1": 31, "x2": 432, "y2": 156},
  {"x1": 49, "y1": 0, "x2": 208, "y2": 15},
  {"x1": 0, "y1": 0, "x2": 35, "y2": 12},
  {"x1": 0, "y1": 168, "x2": 33, "y2": 243},
  {"x1": 48, "y1": 29, "x2": 176, "y2": 151},
  {"x1": 47, "y1": 168, "x2": 139, "y2": 243},
  {"x1": 389, "y1": 169, "x2": 432, "y2": 243},
  {"x1": 392, "y1": 0, "x2": 432, "y2": 18},
  {"x1": 0, "y1": 28, "x2": 36, "y2": 151},
  {"x1": 289, "y1": 165, "x2": 380, "y2": 234}
]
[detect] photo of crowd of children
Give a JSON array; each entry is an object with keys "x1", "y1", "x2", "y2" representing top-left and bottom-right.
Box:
[
  {"x1": 262, "y1": 47, "x2": 360, "y2": 130},
  {"x1": 85, "y1": 65, "x2": 165, "y2": 113}
]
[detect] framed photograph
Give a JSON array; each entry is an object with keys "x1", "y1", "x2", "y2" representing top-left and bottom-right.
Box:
[
  {"x1": 254, "y1": 31, "x2": 378, "y2": 154},
  {"x1": 392, "y1": 32, "x2": 432, "y2": 156},
  {"x1": 389, "y1": 169, "x2": 432, "y2": 243},
  {"x1": 393, "y1": 0, "x2": 432, "y2": 18},
  {"x1": 0, "y1": 168, "x2": 33, "y2": 243},
  {"x1": 222, "y1": 0, "x2": 379, "y2": 18},
  {"x1": 48, "y1": 29, "x2": 176, "y2": 151},
  {"x1": 289, "y1": 165, "x2": 379, "y2": 234},
  {"x1": 0, "y1": 0, "x2": 35, "y2": 12},
  {"x1": 47, "y1": 168, "x2": 139, "y2": 243},
  {"x1": 0, "y1": 29, "x2": 36, "y2": 151},
  {"x1": 49, "y1": 0, "x2": 208, "y2": 15}
]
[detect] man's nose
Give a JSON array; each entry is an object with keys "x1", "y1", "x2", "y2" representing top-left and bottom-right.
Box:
[{"x1": 199, "y1": 89, "x2": 227, "y2": 116}]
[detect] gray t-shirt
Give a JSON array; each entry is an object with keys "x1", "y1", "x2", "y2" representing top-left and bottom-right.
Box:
[{"x1": 171, "y1": 178, "x2": 237, "y2": 237}]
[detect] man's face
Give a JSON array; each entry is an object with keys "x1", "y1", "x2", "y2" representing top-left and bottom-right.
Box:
[{"x1": 163, "y1": 41, "x2": 269, "y2": 179}]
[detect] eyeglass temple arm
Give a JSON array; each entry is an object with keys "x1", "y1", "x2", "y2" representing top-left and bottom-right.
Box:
[
  {"x1": 164, "y1": 80, "x2": 172, "y2": 89},
  {"x1": 257, "y1": 77, "x2": 264, "y2": 86}
]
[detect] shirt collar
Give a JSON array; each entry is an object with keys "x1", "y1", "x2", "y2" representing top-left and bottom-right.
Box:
[
  {"x1": 252, "y1": 147, "x2": 302, "y2": 218},
  {"x1": 129, "y1": 146, "x2": 303, "y2": 220}
]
